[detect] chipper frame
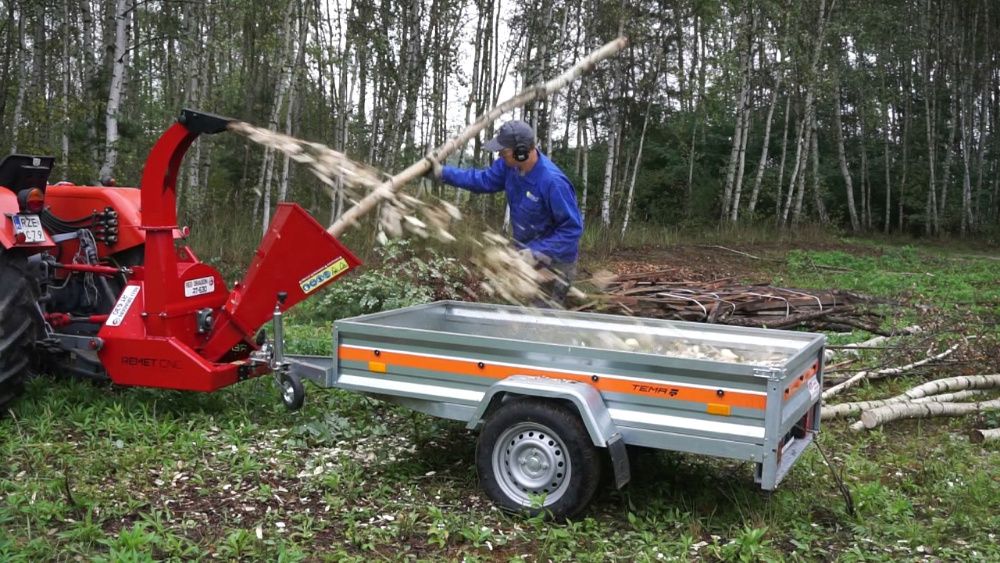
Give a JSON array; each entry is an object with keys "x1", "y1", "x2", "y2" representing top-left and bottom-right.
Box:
[{"x1": 0, "y1": 109, "x2": 360, "y2": 409}]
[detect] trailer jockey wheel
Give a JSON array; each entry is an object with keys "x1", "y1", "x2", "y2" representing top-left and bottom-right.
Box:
[
  {"x1": 278, "y1": 372, "x2": 305, "y2": 411},
  {"x1": 0, "y1": 252, "x2": 44, "y2": 413},
  {"x1": 476, "y1": 398, "x2": 602, "y2": 520}
]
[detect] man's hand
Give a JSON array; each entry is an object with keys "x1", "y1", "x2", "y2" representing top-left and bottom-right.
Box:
[
  {"x1": 517, "y1": 248, "x2": 536, "y2": 265},
  {"x1": 424, "y1": 155, "x2": 443, "y2": 180}
]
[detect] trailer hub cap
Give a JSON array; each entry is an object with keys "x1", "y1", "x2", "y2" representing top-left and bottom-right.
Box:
[{"x1": 493, "y1": 422, "x2": 570, "y2": 506}]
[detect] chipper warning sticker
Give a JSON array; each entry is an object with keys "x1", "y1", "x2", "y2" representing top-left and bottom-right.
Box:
[
  {"x1": 299, "y1": 257, "x2": 349, "y2": 294},
  {"x1": 107, "y1": 285, "x2": 141, "y2": 326}
]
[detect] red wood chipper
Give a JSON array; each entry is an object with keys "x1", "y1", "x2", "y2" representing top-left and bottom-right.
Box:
[{"x1": 0, "y1": 109, "x2": 360, "y2": 411}]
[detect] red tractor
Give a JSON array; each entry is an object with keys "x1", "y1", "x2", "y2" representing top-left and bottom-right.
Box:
[{"x1": 0, "y1": 109, "x2": 360, "y2": 412}]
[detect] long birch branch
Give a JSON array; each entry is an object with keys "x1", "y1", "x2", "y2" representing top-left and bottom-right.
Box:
[
  {"x1": 822, "y1": 389, "x2": 986, "y2": 420},
  {"x1": 825, "y1": 373, "x2": 1000, "y2": 419},
  {"x1": 327, "y1": 36, "x2": 629, "y2": 238},
  {"x1": 821, "y1": 341, "x2": 961, "y2": 400},
  {"x1": 852, "y1": 397, "x2": 1000, "y2": 431}
]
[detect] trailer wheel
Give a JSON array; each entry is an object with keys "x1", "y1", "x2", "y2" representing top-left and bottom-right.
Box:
[
  {"x1": 0, "y1": 252, "x2": 43, "y2": 413},
  {"x1": 476, "y1": 398, "x2": 601, "y2": 520},
  {"x1": 278, "y1": 372, "x2": 305, "y2": 411}
]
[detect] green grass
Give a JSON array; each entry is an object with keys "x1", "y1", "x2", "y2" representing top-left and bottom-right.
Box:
[{"x1": 2, "y1": 236, "x2": 999, "y2": 560}]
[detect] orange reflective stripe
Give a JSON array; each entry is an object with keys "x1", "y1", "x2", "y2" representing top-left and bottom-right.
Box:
[
  {"x1": 783, "y1": 362, "x2": 819, "y2": 401},
  {"x1": 338, "y1": 345, "x2": 767, "y2": 410}
]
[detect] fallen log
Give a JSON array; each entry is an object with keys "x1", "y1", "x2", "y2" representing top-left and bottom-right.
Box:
[
  {"x1": 970, "y1": 428, "x2": 1000, "y2": 444},
  {"x1": 822, "y1": 390, "x2": 987, "y2": 420},
  {"x1": 852, "y1": 398, "x2": 1000, "y2": 431}
]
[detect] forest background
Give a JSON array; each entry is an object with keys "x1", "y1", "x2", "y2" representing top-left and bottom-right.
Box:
[{"x1": 3, "y1": 0, "x2": 999, "y2": 245}]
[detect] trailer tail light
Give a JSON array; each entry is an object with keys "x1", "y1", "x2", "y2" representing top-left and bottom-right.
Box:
[{"x1": 18, "y1": 188, "x2": 45, "y2": 213}]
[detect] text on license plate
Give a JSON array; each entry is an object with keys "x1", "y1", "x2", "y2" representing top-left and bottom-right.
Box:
[{"x1": 12, "y1": 214, "x2": 45, "y2": 243}]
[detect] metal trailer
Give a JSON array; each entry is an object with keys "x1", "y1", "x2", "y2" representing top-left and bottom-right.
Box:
[{"x1": 284, "y1": 300, "x2": 826, "y2": 519}]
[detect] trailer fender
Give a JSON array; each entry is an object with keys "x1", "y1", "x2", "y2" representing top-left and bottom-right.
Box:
[{"x1": 468, "y1": 375, "x2": 630, "y2": 489}]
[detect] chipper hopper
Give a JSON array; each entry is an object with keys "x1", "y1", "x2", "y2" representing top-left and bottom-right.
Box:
[{"x1": 0, "y1": 109, "x2": 359, "y2": 411}]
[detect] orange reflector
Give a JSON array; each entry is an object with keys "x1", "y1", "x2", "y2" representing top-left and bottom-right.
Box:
[
  {"x1": 19, "y1": 188, "x2": 45, "y2": 213},
  {"x1": 707, "y1": 403, "x2": 731, "y2": 416},
  {"x1": 368, "y1": 361, "x2": 387, "y2": 373}
]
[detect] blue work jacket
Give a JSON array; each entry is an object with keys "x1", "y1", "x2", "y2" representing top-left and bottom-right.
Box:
[{"x1": 441, "y1": 152, "x2": 583, "y2": 263}]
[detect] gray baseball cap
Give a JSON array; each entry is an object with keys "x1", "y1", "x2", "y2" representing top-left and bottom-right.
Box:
[{"x1": 483, "y1": 120, "x2": 535, "y2": 152}]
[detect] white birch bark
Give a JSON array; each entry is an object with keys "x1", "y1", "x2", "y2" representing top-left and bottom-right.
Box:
[
  {"x1": 279, "y1": 10, "x2": 308, "y2": 203},
  {"x1": 722, "y1": 65, "x2": 750, "y2": 220},
  {"x1": 855, "y1": 398, "x2": 1000, "y2": 431},
  {"x1": 10, "y1": 16, "x2": 28, "y2": 154},
  {"x1": 822, "y1": 342, "x2": 963, "y2": 400},
  {"x1": 258, "y1": 0, "x2": 297, "y2": 232},
  {"x1": 883, "y1": 100, "x2": 893, "y2": 233},
  {"x1": 729, "y1": 101, "x2": 752, "y2": 222},
  {"x1": 601, "y1": 122, "x2": 618, "y2": 228},
  {"x1": 833, "y1": 85, "x2": 861, "y2": 232},
  {"x1": 780, "y1": 116, "x2": 807, "y2": 226},
  {"x1": 775, "y1": 96, "x2": 791, "y2": 220},
  {"x1": 581, "y1": 122, "x2": 590, "y2": 214},
  {"x1": 621, "y1": 102, "x2": 652, "y2": 238},
  {"x1": 790, "y1": 120, "x2": 812, "y2": 226},
  {"x1": 98, "y1": 0, "x2": 131, "y2": 184},
  {"x1": 970, "y1": 428, "x2": 1000, "y2": 443},
  {"x1": 810, "y1": 112, "x2": 828, "y2": 224},
  {"x1": 824, "y1": 390, "x2": 986, "y2": 420},
  {"x1": 748, "y1": 74, "x2": 782, "y2": 216},
  {"x1": 959, "y1": 83, "x2": 974, "y2": 235},
  {"x1": 61, "y1": 1, "x2": 71, "y2": 179}
]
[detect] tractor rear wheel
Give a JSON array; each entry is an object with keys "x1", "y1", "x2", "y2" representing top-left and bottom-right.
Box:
[{"x1": 0, "y1": 252, "x2": 44, "y2": 413}]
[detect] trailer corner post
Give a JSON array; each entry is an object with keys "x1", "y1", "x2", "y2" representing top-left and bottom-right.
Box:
[{"x1": 757, "y1": 367, "x2": 787, "y2": 491}]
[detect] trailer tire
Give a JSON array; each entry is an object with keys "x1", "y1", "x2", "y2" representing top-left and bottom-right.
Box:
[
  {"x1": 476, "y1": 398, "x2": 601, "y2": 520},
  {"x1": 0, "y1": 252, "x2": 43, "y2": 414}
]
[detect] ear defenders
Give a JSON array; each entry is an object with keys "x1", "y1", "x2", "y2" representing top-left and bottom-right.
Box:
[{"x1": 513, "y1": 135, "x2": 531, "y2": 162}]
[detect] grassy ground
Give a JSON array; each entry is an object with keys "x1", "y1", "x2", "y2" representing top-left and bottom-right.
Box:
[{"x1": 2, "y1": 236, "x2": 999, "y2": 561}]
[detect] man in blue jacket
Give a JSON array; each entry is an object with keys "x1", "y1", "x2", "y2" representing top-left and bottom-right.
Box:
[{"x1": 428, "y1": 120, "x2": 583, "y2": 307}]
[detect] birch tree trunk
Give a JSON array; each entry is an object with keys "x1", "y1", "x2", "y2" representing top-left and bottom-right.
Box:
[
  {"x1": 959, "y1": 81, "x2": 974, "y2": 235},
  {"x1": 581, "y1": 122, "x2": 590, "y2": 215},
  {"x1": 721, "y1": 25, "x2": 752, "y2": 221},
  {"x1": 98, "y1": 0, "x2": 131, "y2": 184},
  {"x1": 729, "y1": 100, "x2": 752, "y2": 222},
  {"x1": 939, "y1": 88, "x2": 958, "y2": 222},
  {"x1": 883, "y1": 100, "x2": 893, "y2": 233},
  {"x1": 923, "y1": 21, "x2": 939, "y2": 234},
  {"x1": 833, "y1": 84, "x2": 861, "y2": 232},
  {"x1": 258, "y1": 0, "x2": 297, "y2": 232},
  {"x1": 775, "y1": 96, "x2": 791, "y2": 220},
  {"x1": 810, "y1": 112, "x2": 828, "y2": 224},
  {"x1": 791, "y1": 121, "x2": 812, "y2": 226},
  {"x1": 621, "y1": 96, "x2": 653, "y2": 238},
  {"x1": 781, "y1": 116, "x2": 806, "y2": 226},
  {"x1": 10, "y1": 15, "x2": 28, "y2": 154},
  {"x1": 279, "y1": 8, "x2": 308, "y2": 203},
  {"x1": 748, "y1": 74, "x2": 782, "y2": 216},
  {"x1": 601, "y1": 122, "x2": 618, "y2": 228},
  {"x1": 60, "y1": 1, "x2": 71, "y2": 179}
]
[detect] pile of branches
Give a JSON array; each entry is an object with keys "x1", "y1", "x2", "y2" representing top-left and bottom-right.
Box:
[
  {"x1": 579, "y1": 272, "x2": 888, "y2": 333},
  {"x1": 822, "y1": 335, "x2": 1000, "y2": 442}
]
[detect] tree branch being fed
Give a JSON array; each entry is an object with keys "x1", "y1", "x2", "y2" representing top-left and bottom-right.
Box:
[{"x1": 327, "y1": 36, "x2": 629, "y2": 238}]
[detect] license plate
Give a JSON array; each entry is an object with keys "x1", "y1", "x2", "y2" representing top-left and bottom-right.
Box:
[{"x1": 12, "y1": 214, "x2": 45, "y2": 243}]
